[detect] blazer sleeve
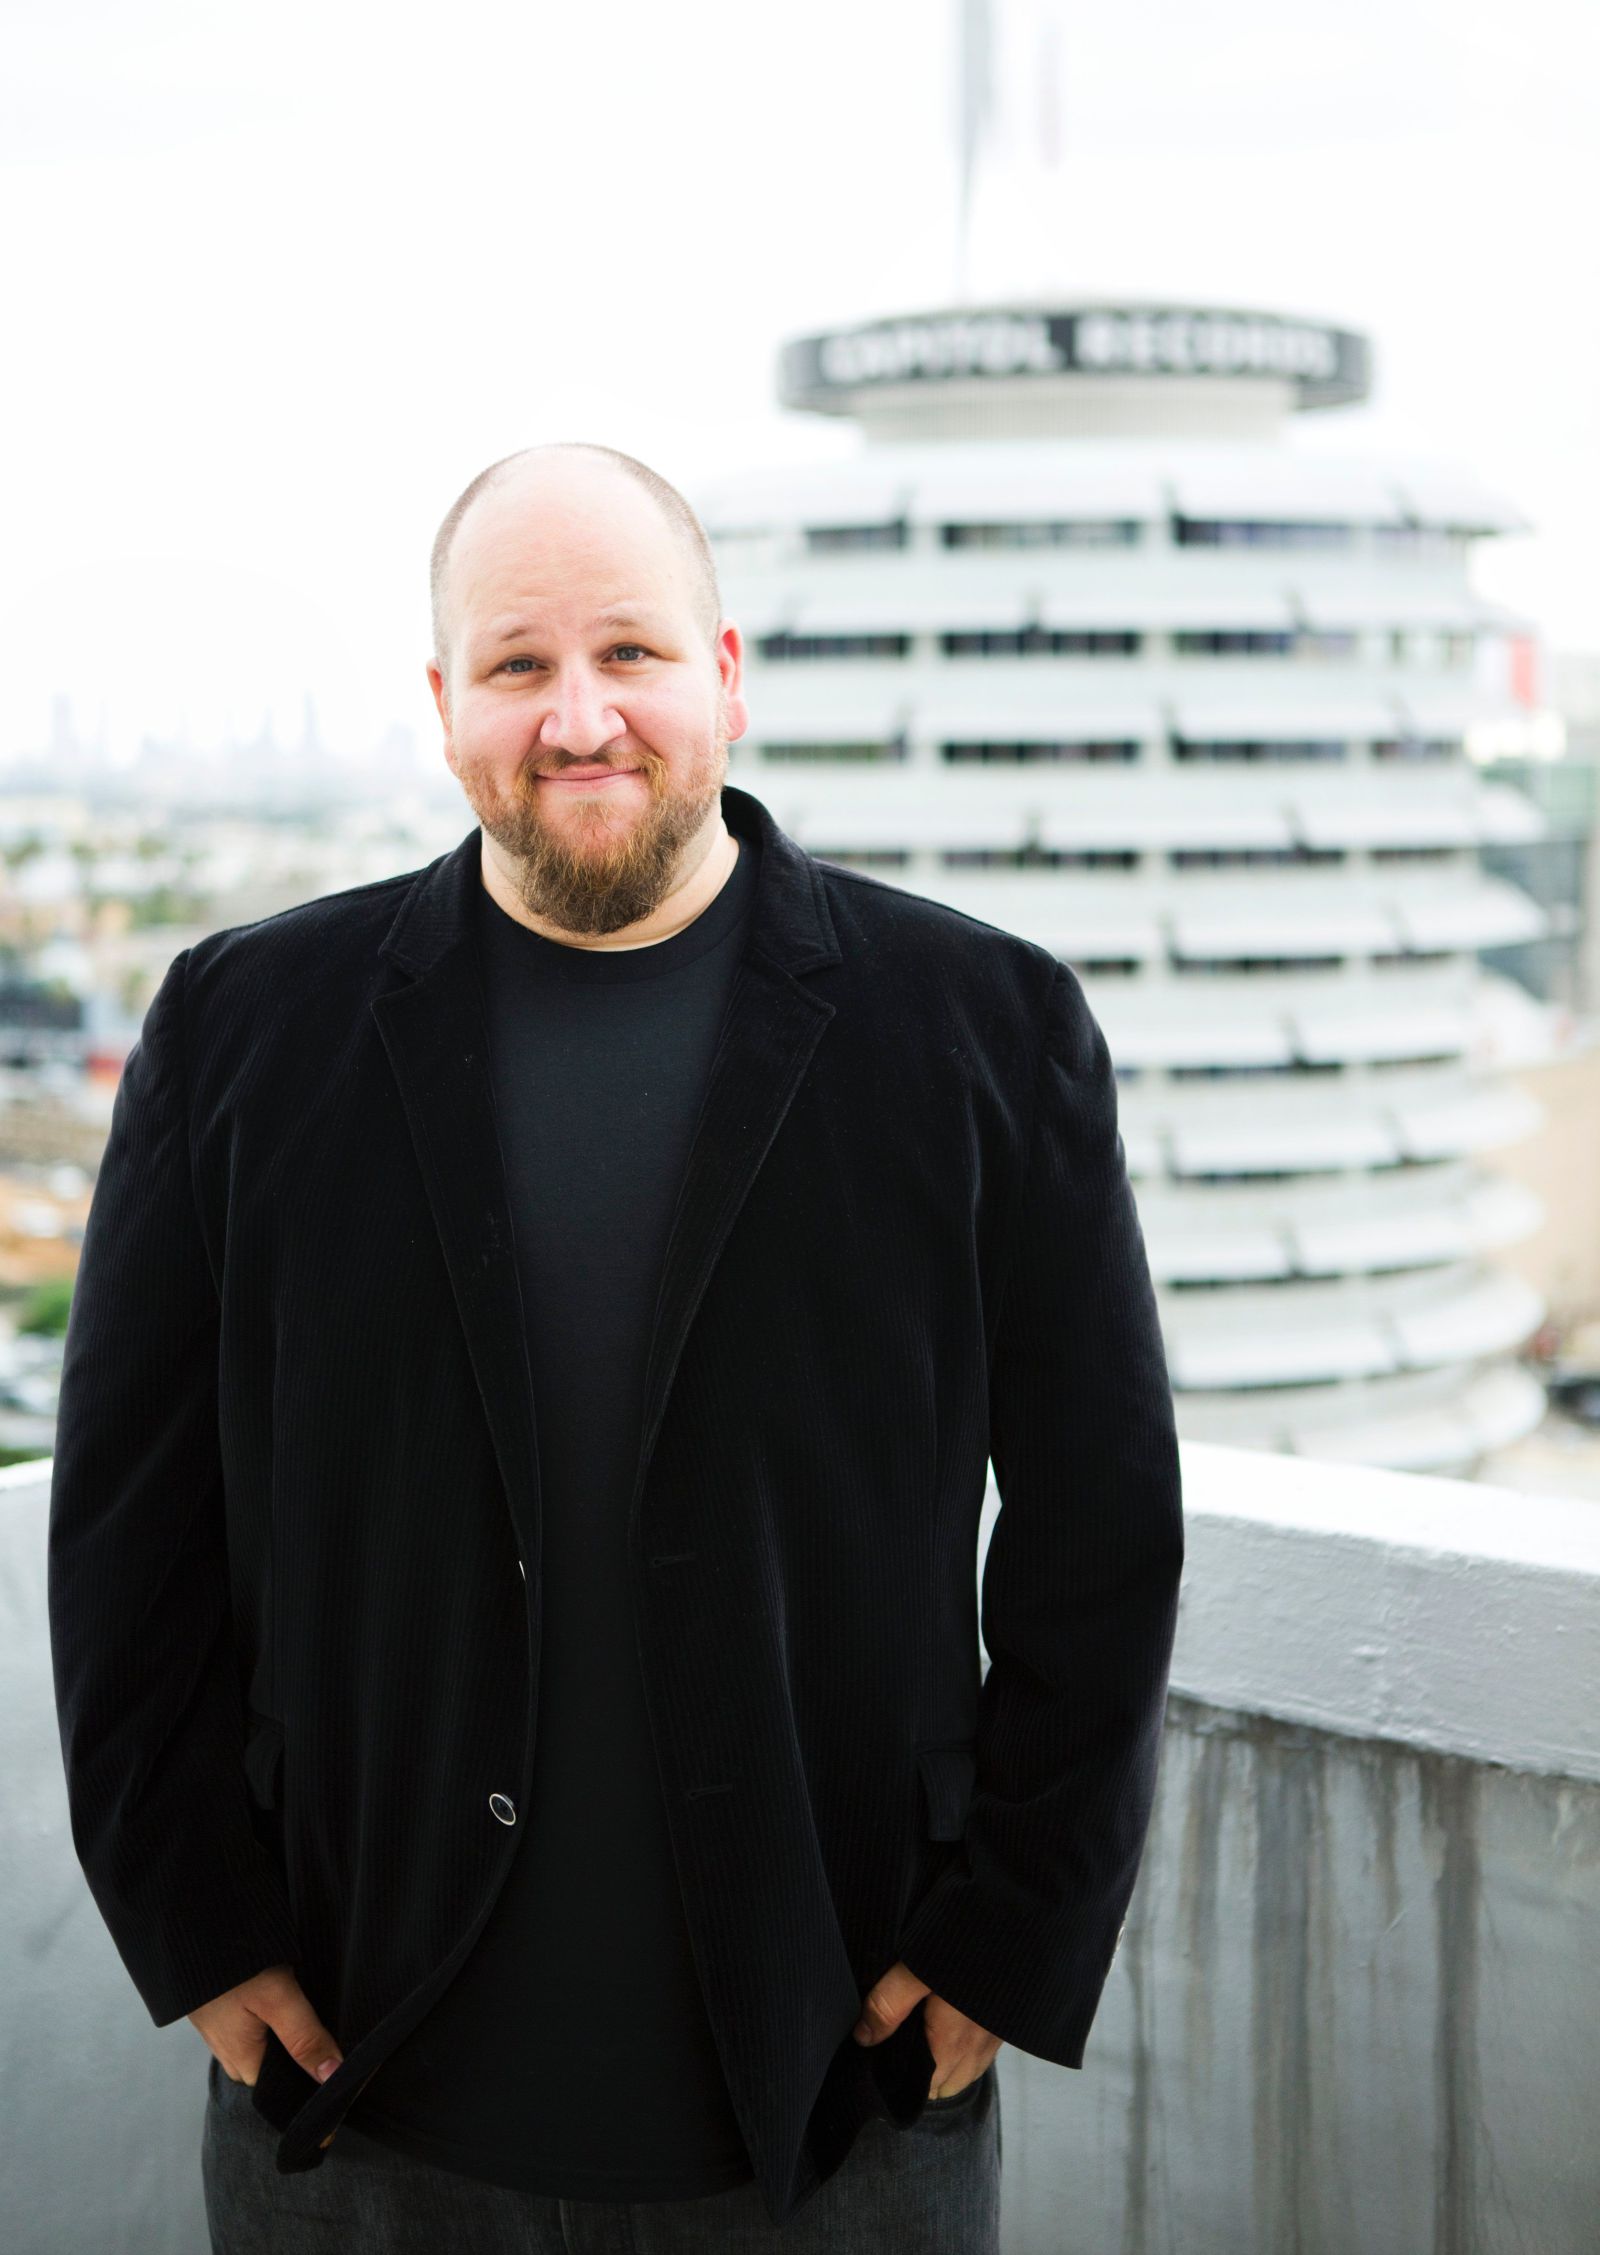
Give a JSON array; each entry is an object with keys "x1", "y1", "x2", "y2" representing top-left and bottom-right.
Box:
[
  {"x1": 47, "y1": 947, "x2": 303, "y2": 2028},
  {"x1": 893, "y1": 958, "x2": 1184, "y2": 2068}
]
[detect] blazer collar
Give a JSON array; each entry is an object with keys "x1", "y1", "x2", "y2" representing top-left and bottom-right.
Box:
[{"x1": 376, "y1": 781, "x2": 841, "y2": 982}]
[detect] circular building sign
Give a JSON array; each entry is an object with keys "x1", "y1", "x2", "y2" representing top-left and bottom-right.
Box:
[{"x1": 779, "y1": 304, "x2": 1371, "y2": 414}]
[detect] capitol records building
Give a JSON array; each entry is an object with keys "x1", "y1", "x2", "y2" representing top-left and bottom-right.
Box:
[{"x1": 692, "y1": 301, "x2": 1554, "y2": 1474}]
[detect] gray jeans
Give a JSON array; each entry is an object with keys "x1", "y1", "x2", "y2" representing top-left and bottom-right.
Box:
[{"x1": 201, "y1": 2052, "x2": 1002, "y2": 2252}]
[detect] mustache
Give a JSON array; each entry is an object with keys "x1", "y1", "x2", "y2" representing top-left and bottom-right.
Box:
[{"x1": 523, "y1": 753, "x2": 662, "y2": 782}]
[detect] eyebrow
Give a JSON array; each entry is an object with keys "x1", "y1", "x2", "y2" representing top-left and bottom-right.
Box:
[{"x1": 490, "y1": 607, "x2": 666, "y2": 645}]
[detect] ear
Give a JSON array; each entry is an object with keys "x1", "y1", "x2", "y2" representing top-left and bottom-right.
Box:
[
  {"x1": 716, "y1": 620, "x2": 749, "y2": 745},
  {"x1": 427, "y1": 660, "x2": 457, "y2": 774}
]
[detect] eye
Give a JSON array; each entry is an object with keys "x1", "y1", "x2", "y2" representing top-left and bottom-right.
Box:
[{"x1": 611, "y1": 643, "x2": 650, "y2": 661}]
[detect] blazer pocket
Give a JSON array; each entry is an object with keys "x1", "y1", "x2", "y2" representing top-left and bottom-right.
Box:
[
  {"x1": 915, "y1": 1741, "x2": 977, "y2": 1841},
  {"x1": 242, "y1": 1710, "x2": 286, "y2": 1814}
]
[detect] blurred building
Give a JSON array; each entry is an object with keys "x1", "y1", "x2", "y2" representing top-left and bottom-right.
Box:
[{"x1": 694, "y1": 301, "x2": 1563, "y2": 1474}]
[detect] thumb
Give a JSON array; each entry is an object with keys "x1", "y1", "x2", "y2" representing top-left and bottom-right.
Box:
[
  {"x1": 265, "y1": 1988, "x2": 345, "y2": 2085},
  {"x1": 854, "y1": 1960, "x2": 931, "y2": 2046}
]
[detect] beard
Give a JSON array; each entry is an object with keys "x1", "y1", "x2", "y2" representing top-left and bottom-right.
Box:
[{"x1": 457, "y1": 724, "x2": 729, "y2": 939}]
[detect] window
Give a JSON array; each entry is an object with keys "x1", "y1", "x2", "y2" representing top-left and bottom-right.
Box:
[
  {"x1": 939, "y1": 627, "x2": 1140, "y2": 657},
  {"x1": 1173, "y1": 630, "x2": 1297, "y2": 656},
  {"x1": 940, "y1": 739, "x2": 1139, "y2": 763},
  {"x1": 939, "y1": 519, "x2": 1142, "y2": 549},
  {"x1": 1170, "y1": 846, "x2": 1346, "y2": 869},
  {"x1": 1172, "y1": 738, "x2": 1348, "y2": 763},
  {"x1": 1166, "y1": 627, "x2": 1357, "y2": 660},
  {"x1": 756, "y1": 632, "x2": 910, "y2": 661},
  {"x1": 940, "y1": 846, "x2": 1139, "y2": 869},
  {"x1": 804, "y1": 522, "x2": 908, "y2": 553},
  {"x1": 1173, "y1": 953, "x2": 1345, "y2": 975},
  {"x1": 1174, "y1": 518, "x2": 1357, "y2": 549},
  {"x1": 1373, "y1": 525, "x2": 1471, "y2": 560}
]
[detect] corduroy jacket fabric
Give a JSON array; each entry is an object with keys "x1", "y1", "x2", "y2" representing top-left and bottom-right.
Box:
[{"x1": 46, "y1": 780, "x2": 1184, "y2": 2227}]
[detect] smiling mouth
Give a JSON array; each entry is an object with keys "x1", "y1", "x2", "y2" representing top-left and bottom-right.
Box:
[{"x1": 538, "y1": 768, "x2": 641, "y2": 787}]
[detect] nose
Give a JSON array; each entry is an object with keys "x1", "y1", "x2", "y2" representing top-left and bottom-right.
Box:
[{"x1": 536, "y1": 664, "x2": 627, "y2": 760}]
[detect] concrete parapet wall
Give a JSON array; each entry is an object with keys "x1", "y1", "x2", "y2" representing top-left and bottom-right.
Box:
[
  {"x1": 992, "y1": 1439, "x2": 1600, "y2": 2254},
  {"x1": 999, "y1": 1695, "x2": 1598, "y2": 2253}
]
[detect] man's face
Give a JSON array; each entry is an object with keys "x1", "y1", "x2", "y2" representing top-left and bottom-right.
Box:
[{"x1": 428, "y1": 459, "x2": 748, "y2": 937}]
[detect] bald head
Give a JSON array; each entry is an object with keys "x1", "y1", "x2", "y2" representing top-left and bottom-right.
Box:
[{"x1": 429, "y1": 441, "x2": 722, "y2": 679}]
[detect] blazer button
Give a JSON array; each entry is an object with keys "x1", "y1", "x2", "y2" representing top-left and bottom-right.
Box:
[{"x1": 489, "y1": 1793, "x2": 517, "y2": 1825}]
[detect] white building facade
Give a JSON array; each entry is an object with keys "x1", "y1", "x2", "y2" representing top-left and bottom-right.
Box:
[{"x1": 693, "y1": 303, "x2": 1553, "y2": 1474}]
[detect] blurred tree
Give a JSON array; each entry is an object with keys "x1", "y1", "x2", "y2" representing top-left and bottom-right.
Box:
[{"x1": 17, "y1": 1275, "x2": 73, "y2": 1337}]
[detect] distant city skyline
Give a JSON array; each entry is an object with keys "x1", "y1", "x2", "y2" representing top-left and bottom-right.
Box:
[
  {"x1": 5, "y1": 692, "x2": 447, "y2": 808},
  {"x1": 4, "y1": 0, "x2": 1595, "y2": 772}
]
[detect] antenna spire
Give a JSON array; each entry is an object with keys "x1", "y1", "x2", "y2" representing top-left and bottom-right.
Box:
[
  {"x1": 956, "y1": 1, "x2": 1068, "y2": 302},
  {"x1": 955, "y1": 0, "x2": 996, "y2": 303}
]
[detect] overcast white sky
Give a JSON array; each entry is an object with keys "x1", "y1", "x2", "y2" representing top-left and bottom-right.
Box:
[{"x1": 3, "y1": 0, "x2": 1595, "y2": 772}]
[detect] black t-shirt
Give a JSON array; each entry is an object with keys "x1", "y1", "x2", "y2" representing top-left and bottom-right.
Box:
[{"x1": 346, "y1": 825, "x2": 761, "y2": 2200}]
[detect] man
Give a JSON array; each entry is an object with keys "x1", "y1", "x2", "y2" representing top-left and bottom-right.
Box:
[{"x1": 48, "y1": 442, "x2": 1184, "y2": 2250}]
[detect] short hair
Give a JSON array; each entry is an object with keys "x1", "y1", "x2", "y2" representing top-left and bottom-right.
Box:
[{"x1": 429, "y1": 440, "x2": 723, "y2": 673}]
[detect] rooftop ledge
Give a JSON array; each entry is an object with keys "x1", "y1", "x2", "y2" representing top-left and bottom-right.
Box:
[
  {"x1": 991, "y1": 1433, "x2": 1597, "y2": 1788},
  {"x1": 1160, "y1": 1438, "x2": 1600, "y2": 1784}
]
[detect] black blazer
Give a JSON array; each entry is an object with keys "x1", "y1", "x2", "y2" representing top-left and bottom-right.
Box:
[{"x1": 47, "y1": 781, "x2": 1183, "y2": 2227}]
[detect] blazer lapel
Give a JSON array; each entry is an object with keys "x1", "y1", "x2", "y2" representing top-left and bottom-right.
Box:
[
  {"x1": 368, "y1": 786, "x2": 842, "y2": 1560},
  {"x1": 633, "y1": 945, "x2": 833, "y2": 1514},
  {"x1": 369, "y1": 854, "x2": 543, "y2": 1563}
]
